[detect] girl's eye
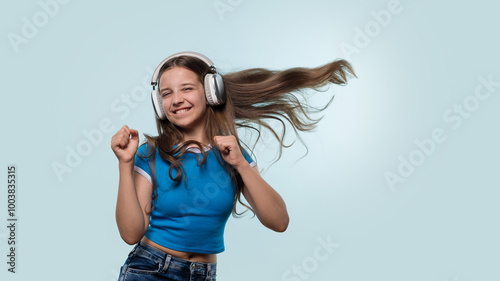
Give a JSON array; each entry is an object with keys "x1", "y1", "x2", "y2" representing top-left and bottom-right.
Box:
[
  {"x1": 162, "y1": 92, "x2": 171, "y2": 97},
  {"x1": 183, "y1": 87, "x2": 193, "y2": 91}
]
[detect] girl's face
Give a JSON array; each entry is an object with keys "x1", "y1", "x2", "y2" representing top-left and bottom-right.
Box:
[{"x1": 159, "y1": 66, "x2": 208, "y2": 135}]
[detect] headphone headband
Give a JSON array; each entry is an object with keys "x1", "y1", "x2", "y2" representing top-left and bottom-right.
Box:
[{"x1": 151, "y1": 51, "x2": 216, "y2": 87}]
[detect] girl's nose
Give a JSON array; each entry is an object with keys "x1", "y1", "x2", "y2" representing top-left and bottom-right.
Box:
[{"x1": 171, "y1": 90, "x2": 183, "y2": 105}]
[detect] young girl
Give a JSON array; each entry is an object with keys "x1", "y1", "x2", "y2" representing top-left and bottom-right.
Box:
[{"x1": 111, "y1": 52, "x2": 355, "y2": 280}]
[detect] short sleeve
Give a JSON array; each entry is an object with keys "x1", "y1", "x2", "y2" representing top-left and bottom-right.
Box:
[
  {"x1": 134, "y1": 144, "x2": 153, "y2": 184},
  {"x1": 241, "y1": 148, "x2": 256, "y2": 168}
]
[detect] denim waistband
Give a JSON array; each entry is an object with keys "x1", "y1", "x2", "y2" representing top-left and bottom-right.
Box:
[{"x1": 130, "y1": 240, "x2": 217, "y2": 276}]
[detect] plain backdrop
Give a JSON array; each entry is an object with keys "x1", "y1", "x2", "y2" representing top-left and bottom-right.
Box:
[{"x1": 1, "y1": 0, "x2": 499, "y2": 280}]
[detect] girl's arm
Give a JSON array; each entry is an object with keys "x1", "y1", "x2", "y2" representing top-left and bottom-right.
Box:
[
  {"x1": 112, "y1": 125, "x2": 153, "y2": 244},
  {"x1": 213, "y1": 136, "x2": 289, "y2": 232},
  {"x1": 238, "y1": 164, "x2": 289, "y2": 232},
  {"x1": 115, "y1": 164, "x2": 152, "y2": 244}
]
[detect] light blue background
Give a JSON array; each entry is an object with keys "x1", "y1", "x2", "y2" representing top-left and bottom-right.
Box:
[{"x1": 1, "y1": 0, "x2": 499, "y2": 280}]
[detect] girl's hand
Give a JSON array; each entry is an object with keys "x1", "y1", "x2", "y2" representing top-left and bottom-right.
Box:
[
  {"x1": 111, "y1": 125, "x2": 139, "y2": 164},
  {"x1": 213, "y1": 135, "x2": 246, "y2": 169}
]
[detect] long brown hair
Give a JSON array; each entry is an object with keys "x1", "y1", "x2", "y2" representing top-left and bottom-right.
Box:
[{"x1": 139, "y1": 55, "x2": 356, "y2": 216}]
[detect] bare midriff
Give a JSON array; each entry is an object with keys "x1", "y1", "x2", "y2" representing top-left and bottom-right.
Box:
[{"x1": 140, "y1": 236, "x2": 217, "y2": 263}]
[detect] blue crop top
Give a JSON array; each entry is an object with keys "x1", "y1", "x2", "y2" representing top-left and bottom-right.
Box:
[{"x1": 134, "y1": 144, "x2": 255, "y2": 254}]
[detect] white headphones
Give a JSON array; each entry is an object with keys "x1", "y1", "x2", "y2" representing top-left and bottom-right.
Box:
[{"x1": 150, "y1": 51, "x2": 226, "y2": 120}]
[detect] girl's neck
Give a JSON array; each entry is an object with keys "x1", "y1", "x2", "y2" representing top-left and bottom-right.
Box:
[{"x1": 180, "y1": 129, "x2": 210, "y2": 146}]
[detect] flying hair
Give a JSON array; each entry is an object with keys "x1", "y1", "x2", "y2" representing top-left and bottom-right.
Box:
[{"x1": 138, "y1": 54, "x2": 356, "y2": 217}]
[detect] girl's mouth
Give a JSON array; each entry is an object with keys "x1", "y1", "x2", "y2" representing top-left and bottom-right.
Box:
[{"x1": 174, "y1": 107, "x2": 191, "y2": 114}]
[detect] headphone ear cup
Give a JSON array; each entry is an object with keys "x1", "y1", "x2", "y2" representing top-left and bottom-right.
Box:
[
  {"x1": 204, "y1": 73, "x2": 226, "y2": 106},
  {"x1": 151, "y1": 89, "x2": 167, "y2": 119}
]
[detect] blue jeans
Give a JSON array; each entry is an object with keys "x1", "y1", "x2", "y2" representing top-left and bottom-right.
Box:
[{"x1": 118, "y1": 241, "x2": 217, "y2": 281}]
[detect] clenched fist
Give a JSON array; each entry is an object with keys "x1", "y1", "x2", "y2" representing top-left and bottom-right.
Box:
[
  {"x1": 111, "y1": 125, "x2": 139, "y2": 164},
  {"x1": 213, "y1": 135, "x2": 246, "y2": 169}
]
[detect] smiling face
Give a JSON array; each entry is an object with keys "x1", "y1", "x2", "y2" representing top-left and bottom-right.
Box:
[{"x1": 159, "y1": 66, "x2": 209, "y2": 139}]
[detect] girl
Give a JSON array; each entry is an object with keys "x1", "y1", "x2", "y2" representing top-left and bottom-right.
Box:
[{"x1": 111, "y1": 52, "x2": 355, "y2": 280}]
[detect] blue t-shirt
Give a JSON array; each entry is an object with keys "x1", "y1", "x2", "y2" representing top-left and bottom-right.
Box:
[{"x1": 134, "y1": 143, "x2": 255, "y2": 254}]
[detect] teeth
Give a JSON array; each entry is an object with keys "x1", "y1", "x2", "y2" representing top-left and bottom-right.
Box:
[{"x1": 175, "y1": 108, "x2": 190, "y2": 114}]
